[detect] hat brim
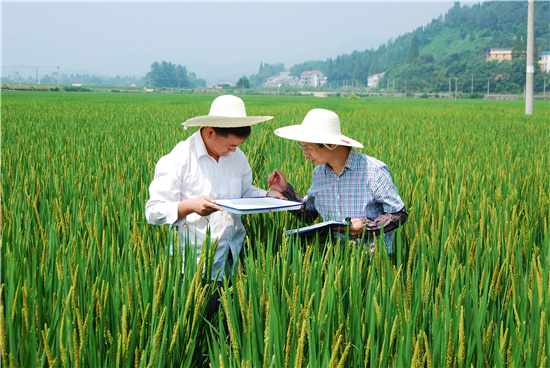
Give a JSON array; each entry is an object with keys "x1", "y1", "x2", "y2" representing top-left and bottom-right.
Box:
[
  {"x1": 183, "y1": 115, "x2": 273, "y2": 129},
  {"x1": 274, "y1": 125, "x2": 364, "y2": 148}
]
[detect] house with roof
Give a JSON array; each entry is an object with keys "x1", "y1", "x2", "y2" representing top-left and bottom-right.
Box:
[
  {"x1": 300, "y1": 70, "x2": 326, "y2": 87},
  {"x1": 262, "y1": 70, "x2": 300, "y2": 88},
  {"x1": 485, "y1": 48, "x2": 513, "y2": 62},
  {"x1": 367, "y1": 73, "x2": 385, "y2": 88}
]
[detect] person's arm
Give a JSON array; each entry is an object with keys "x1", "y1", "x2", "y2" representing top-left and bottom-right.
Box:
[
  {"x1": 361, "y1": 207, "x2": 408, "y2": 236},
  {"x1": 145, "y1": 149, "x2": 222, "y2": 226},
  {"x1": 280, "y1": 182, "x2": 319, "y2": 224},
  {"x1": 336, "y1": 208, "x2": 408, "y2": 239},
  {"x1": 337, "y1": 161, "x2": 407, "y2": 239},
  {"x1": 178, "y1": 196, "x2": 223, "y2": 218},
  {"x1": 145, "y1": 154, "x2": 183, "y2": 226},
  {"x1": 364, "y1": 162, "x2": 407, "y2": 237}
]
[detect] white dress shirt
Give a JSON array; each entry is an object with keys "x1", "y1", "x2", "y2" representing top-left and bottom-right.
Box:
[{"x1": 145, "y1": 131, "x2": 266, "y2": 280}]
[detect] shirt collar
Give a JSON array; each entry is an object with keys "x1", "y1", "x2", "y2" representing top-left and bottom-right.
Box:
[
  {"x1": 344, "y1": 148, "x2": 358, "y2": 171},
  {"x1": 324, "y1": 148, "x2": 358, "y2": 176},
  {"x1": 192, "y1": 130, "x2": 210, "y2": 159}
]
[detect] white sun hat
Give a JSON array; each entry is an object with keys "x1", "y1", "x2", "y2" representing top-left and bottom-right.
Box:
[
  {"x1": 274, "y1": 108, "x2": 363, "y2": 148},
  {"x1": 183, "y1": 94, "x2": 273, "y2": 129}
]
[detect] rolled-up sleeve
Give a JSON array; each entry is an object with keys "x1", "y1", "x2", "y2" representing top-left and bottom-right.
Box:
[{"x1": 145, "y1": 154, "x2": 182, "y2": 226}]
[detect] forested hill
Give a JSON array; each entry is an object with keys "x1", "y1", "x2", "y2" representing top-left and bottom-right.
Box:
[{"x1": 253, "y1": 1, "x2": 549, "y2": 95}]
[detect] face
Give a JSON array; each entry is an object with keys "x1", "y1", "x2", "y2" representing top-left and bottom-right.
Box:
[
  {"x1": 298, "y1": 141, "x2": 332, "y2": 165},
  {"x1": 204, "y1": 128, "x2": 245, "y2": 159}
]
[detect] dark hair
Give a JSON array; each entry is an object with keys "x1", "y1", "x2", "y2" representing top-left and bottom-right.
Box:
[{"x1": 213, "y1": 126, "x2": 252, "y2": 139}]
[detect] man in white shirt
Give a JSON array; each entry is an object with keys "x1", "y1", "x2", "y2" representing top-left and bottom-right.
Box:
[{"x1": 145, "y1": 95, "x2": 283, "y2": 281}]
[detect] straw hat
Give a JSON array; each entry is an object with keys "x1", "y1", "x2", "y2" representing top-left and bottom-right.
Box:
[
  {"x1": 183, "y1": 95, "x2": 273, "y2": 129},
  {"x1": 274, "y1": 108, "x2": 363, "y2": 148}
]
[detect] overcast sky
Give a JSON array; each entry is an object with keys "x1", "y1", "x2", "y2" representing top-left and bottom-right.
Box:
[{"x1": 2, "y1": 1, "x2": 469, "y2": 84}]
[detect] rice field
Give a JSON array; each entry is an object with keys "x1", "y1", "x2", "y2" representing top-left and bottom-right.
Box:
[{"x1": 1, "y1": 91, "x2": 549, "y2": 367}]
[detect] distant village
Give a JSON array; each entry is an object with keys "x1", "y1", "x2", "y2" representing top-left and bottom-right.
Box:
[{"x1": 214, "y1": 49, "x2": 550, "y2": 90}]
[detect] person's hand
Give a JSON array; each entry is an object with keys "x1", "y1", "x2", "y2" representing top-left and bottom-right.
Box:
[
  {"x1": 266, "y1": 190, "x2": 285, "y2": 199},
  {"x1": 335, "y1": 218, "x2": 364, "y2": 239},
  {"x1": 267, "y1": 169, "x2": 289, "y2": 193},
  {"x1": 180, "y1": 195, "x2": 222, "y2": 217}
]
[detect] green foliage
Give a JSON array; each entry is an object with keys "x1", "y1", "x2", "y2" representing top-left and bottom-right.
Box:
[
  {"x1": 290, "y1": 60, "x2": 326, "y2": 77},
  {"x1": 406, "y1": 33, "x2": 420, "y2": 64},
  {"x1": 461, "y1": 92, "x2": 484, "y2": 99},
  {"x1": 146, "y1": 61, "x2": 189, "y2": 88},
  {"x1": 236, "y1": 75, "x2": 250, "y2": 89},
  {"x1": 512, "y1": 31, "x2": 526, "y2": 59},
  {"x1": 62, "y1": 85, "x2": 92, "y2": 92},
  {"x1": 2, "y1": 93, "x2": 549, "y2": 367},
  {"x1": 249, "y1": 62, "x2": 285, "y2": 86},
  {"x1": 145, "y1": 61, "x2": 206, "y2": 89},
  {"x1": 255, "y1": 2, "x2": 550, "y2": 94}
]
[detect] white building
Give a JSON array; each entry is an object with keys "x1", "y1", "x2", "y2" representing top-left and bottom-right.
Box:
[
  {"x1": 263, "y1": 70, "x2": 300, "y2": 88},
  {"x1": 300, "y1": 70, "x2": 325, "y2": 87},
  {"x1": 540, "y1": 51, "x2": 550, "y2": 73},
  {"x1": 367, "y1": 73, "x2": 385, "y2": 88}
]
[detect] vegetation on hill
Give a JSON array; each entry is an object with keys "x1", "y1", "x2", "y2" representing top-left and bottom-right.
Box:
[{"x1": 266, "y1": 1, "x2": 550, "y2": 94}]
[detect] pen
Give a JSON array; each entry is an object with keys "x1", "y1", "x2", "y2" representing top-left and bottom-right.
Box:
[{"x1": 268, "y1": 175, "x2": 275, "y2": 191}]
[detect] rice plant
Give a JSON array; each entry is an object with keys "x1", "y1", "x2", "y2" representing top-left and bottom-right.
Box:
[{"x1": 1, "y1": 92, "x2": 549, "y2": 367}]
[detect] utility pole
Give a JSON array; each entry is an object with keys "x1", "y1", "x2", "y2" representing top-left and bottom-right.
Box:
[
  {"x1": 449, "y1": 78, "x2": 451, "y2": 94},
  {"x1": 487, "y1": 78, "x2": 490, "y2": 95},
  {"x1": 471, "y1": 74, "x2": 474, "y2": 93},
  {"x1": 455, "y1": 77, "x2": 458, "y2": 100},
  {"x1": 525, "y1": 0, "x2": 535, "y2": 114},
  {"x1": 544, "y1": 77, "x2": 547, "y2": 99}
]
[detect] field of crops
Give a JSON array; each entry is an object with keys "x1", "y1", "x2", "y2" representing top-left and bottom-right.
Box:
[{"x1": 1, "y1": 91, "x2": 549, "y2": 367}]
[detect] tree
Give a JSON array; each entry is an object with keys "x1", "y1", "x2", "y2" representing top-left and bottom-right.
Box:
[
  {"x1": 188, "y1": 72, "x2": 206, "y2": 88},
  {"x1": 175, "y1": 65, "x2": 189, "y2": 88},
  {"x1": 325, "y1": 58, "x2": 335, "y2": 86},
  {"x1": 352, "y1": 54, "x2": 368, "y2": 86},
  {"x1": 146, "y1": 61, "x2": 192, "y2": 88},
  {"x1": 406, "y1": 33, "x2": 420, "y2": 64},
  {"x1": 249, "y1": 62, "x2": 285, "y2": 86},
  {"x1": 236, "y1": 76, "x2": 250, "y2": 89},
  {"x1": 512, "y1": 31, "x2": 525, "y2": 59}
]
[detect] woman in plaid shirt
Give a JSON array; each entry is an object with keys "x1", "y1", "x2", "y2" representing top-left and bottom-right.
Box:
[{"x1": 269, "y1": 108, "x2": 408, "y2": 253}]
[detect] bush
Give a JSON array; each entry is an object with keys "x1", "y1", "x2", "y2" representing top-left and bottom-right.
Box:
[
  {"x1": 63, "y1": 85, "x2": 92, "y2": 92},
  {"x1": 462, "y1": 92, "x2": 484, "y2": 99}
]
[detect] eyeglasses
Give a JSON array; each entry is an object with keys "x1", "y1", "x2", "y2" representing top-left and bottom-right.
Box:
[
  {"x1": 297, "y1": 143, "x2": 338, "y2": 152},
  {"x1": 297, "y1": 143, "x2": 322, "y2": 152}
]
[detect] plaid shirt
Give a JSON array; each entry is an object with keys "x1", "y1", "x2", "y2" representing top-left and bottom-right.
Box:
[{"x1": 304, "y1": 149, "x2": 404, "y2": 252}]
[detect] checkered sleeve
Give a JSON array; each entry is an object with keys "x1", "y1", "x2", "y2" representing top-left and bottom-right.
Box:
[{"x1": 371, "y1": 164, "x2": 405, "y2": 214}]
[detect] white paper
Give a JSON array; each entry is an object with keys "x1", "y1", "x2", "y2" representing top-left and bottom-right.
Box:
[{"x1": 216, "y1": 197, "x2": 303, "y2": 214}]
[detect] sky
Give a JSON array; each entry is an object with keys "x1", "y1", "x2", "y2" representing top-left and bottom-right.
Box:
[{"x1": 2, "y1": 1, "x2": 467, "y2": 84}]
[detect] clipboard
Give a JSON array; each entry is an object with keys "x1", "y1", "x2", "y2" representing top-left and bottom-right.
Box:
[
  {"x1": 216, "y1": 197, "x2": 303, "y2": 215},
  {"x1": 285, "y1": 219, "x2": 350, "y2": 237}
]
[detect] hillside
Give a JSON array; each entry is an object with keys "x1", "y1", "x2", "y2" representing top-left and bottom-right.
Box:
[{"x1": 259, "y1": 1, "x2": 550, "y2": 95}]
